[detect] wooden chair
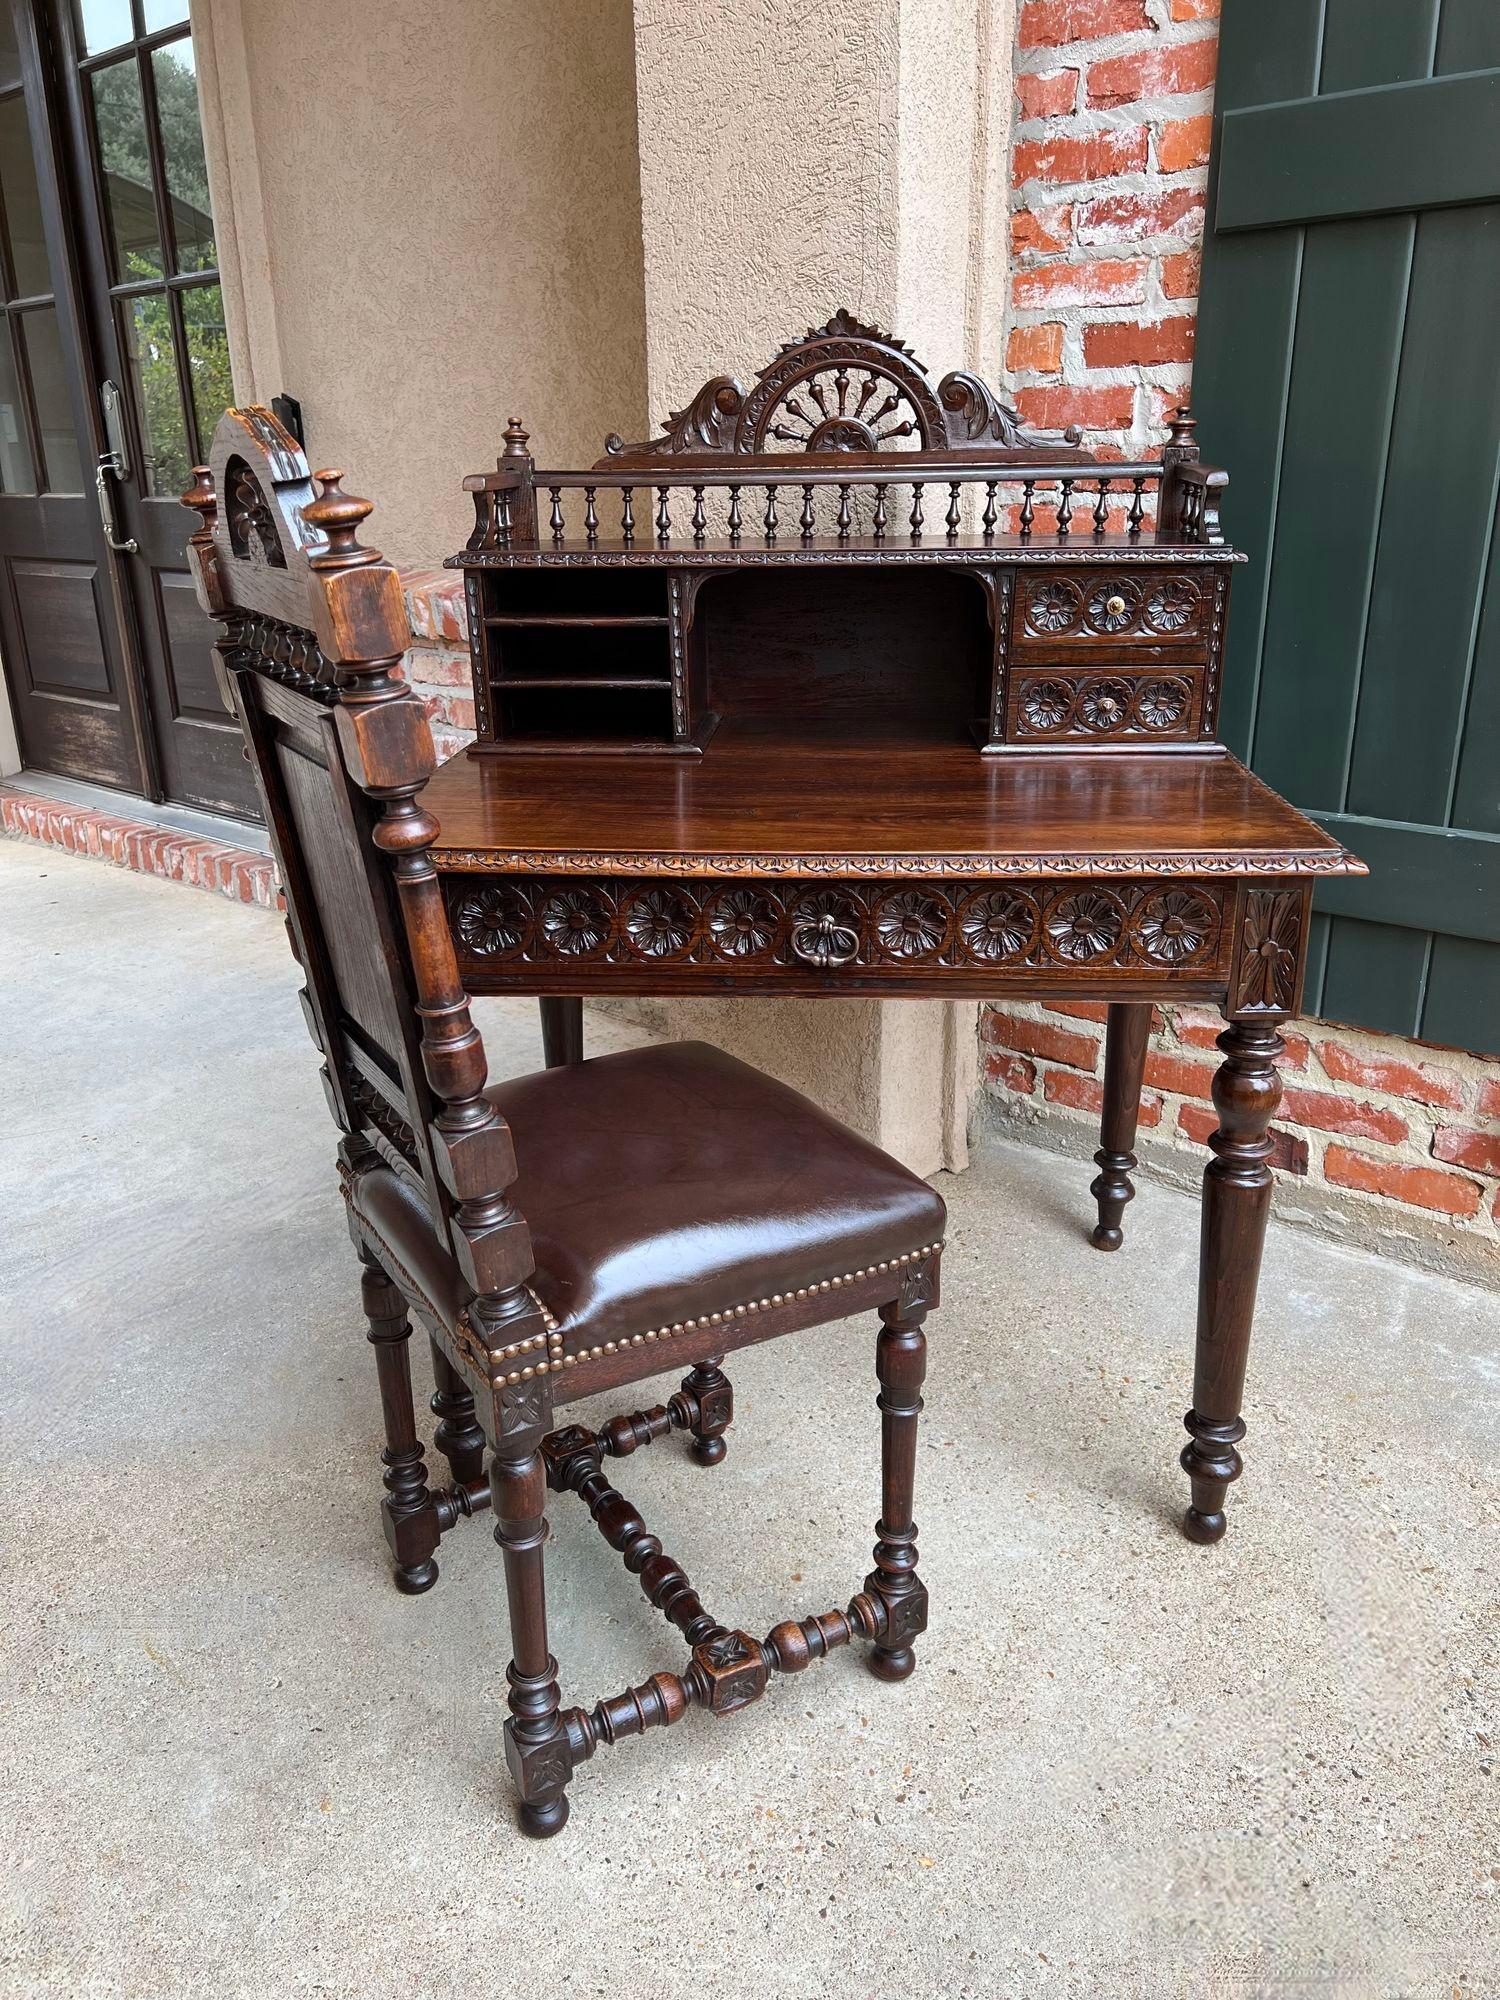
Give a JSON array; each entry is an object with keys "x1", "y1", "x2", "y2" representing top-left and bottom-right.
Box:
[{"x1": 181, "y1": 408, "x2": 946, "y2": 1838}]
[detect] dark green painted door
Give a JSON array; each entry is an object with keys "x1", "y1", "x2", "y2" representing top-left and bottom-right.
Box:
[{"x1": 1193, "y1": 0, "x2": 1500, "y2": 1054}]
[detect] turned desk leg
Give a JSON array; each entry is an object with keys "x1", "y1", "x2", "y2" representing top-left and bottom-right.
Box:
[
  {"x1": 1181, "y1": 1019, "x2": 1285, "y2": 1545},
  {"x1": 539, "y1": 997, "x2": 583, "y2": 1068},
  {"x1": 1091, "y1": 1002, "x2": 1152, "y2": 1252}
]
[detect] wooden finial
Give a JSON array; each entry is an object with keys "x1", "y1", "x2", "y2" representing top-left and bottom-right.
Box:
[
  {"x1": 304, "y1": 469, "x2": 381, "y2": 568},
  {"x1": 1167, "y1": 406, "x2": 1198, "y2": 455},
  {"x1": 502, "y1": 417, "x2": 531, "y2": 462},
  {"x1": 181, "y1": 464, "x2": 217, "y2": 529}
]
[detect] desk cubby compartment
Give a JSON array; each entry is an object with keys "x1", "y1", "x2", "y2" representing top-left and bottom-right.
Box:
[{"x1": 472, "y1": 567, "x2": 703, "y2": 753}]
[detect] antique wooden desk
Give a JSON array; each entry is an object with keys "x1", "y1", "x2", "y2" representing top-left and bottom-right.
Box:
[{"x1": 425, "y1": 313, "x2": 1364, "y2": 1544}]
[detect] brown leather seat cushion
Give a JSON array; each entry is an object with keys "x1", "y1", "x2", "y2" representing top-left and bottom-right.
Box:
[{"x1": 352, "y1": 1040, "x2": 945, "y2": 1354}]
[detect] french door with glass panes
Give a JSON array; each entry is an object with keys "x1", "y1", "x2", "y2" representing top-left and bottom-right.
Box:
[{"x1": 0, "y1": 0, "x2": 253, "y2": 815}]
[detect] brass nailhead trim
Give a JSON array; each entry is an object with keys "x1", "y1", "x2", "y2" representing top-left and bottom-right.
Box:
[{"x1": 515, "y1": 1241, "x2": 943, "y2": 1384}]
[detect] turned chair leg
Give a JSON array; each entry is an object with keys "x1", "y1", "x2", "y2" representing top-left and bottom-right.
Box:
[
  {"x1": 429, "y1": 1338, "x2": 486, "y2": 1487},
  {"x1": 494, "y1": 1441, "x2": 573, "y2": 1837},
  {"x1": 360, "y1": 1251, "x2": 439, "y2": 1595},
  {"x1": 1181, "y1": 1019, "x2": 1284, "y2": 1544},
  {"x1": 866, "y1": 1300, "x2": 929, "y2": 1682},
  {"x1": 1091, "y1": 1002, "x2": 1152, "y2": 1251},
  {"x1": 680, "y1": 1358, "x2": 732, "y2": 1465}
]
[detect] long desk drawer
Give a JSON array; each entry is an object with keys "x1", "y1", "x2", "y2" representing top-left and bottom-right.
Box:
[{"x1": 444, "y1": 871, "x2": 1241, "y2": 999}]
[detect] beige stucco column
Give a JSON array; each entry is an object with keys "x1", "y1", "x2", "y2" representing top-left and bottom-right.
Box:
[{"x1": 620, "y1": 0, "x2": 1016, "y2": 1175}]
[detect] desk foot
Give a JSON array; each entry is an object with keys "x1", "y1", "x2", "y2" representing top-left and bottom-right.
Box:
[
  {"x1": 1181, "y1": 1019, "x2": 1284, "y2": 1543},
  {"x1": 1090, "y1": 1003, "x2": 1152, "y2": 1251}
]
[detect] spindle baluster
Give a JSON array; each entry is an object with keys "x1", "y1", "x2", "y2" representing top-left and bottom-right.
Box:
[
  {"x1": 584, "y1": 486, "x2": 598, "y2": 546},
  {"x1": 548, "y1": 486, "x2": 564, "y2": 542},
  {"x1": 800, "y1": 484, "x2": 815, "y2": 540},
  {"x1": 496, "y1": 489, "x2": 512, "y2": 542},
  {"x1": 909, "y1": 483, "x2": 924, "y2": 539},
  {"x1": 727, "y1": 487, "x2": 742, "y2": 541},
  {"x1": 692, "y1": 486, "x2": 707, "y2": 545},
  {"x1": 1020, "y1": 481, "x2": 1035, "y2": 536},
  {"x1": 873, "y1": 483, "x2": 888, "y2": 538},
  {"x1": 837, "y1": 484, "x2": 852, "y2": 539},
  {"x1": 656, "y1": 485, "x2": 671, "y2": 542},
  {"x1": 982, "y1": 481, "x2": 998, "y2": 537},
  {"x1": 1128, "y1": 476, "x2": 1147, "y2": 536},
  {"x1": 1093, "y1": 479, "x2": 1111, "y2": 535},
  {"x1": 1058, "y1": 478, "x2": 1074, "y2": 537},
  {"x1": 945, "y1": 482, "x2": 961, "y2": 539},
  {"x1": 621, "y1": 486, "x2": 635, "y2": 543},
  {"x1": 764, "y1": 485, "x2": 779, "y2": 542}
]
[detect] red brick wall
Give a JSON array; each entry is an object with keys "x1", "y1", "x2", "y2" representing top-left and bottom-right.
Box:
[
  {"x1": 995, "y1": 0, "x2": 1500, "y2": 1273},
  {"x1": 1009, "y1": 0, "x2": 1217, "y2": 459}
]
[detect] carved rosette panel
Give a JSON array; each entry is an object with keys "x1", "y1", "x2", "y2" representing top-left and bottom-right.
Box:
[
  {"x1": 1018, "y1": 571, "x2": 1206, "y2": 642},
  {"x1": 446, "y1": 876, "x2": 1232, "y2": 979},
  {"x1": 1012, "y1": 668, "x2": 1201, "y2": 740},
  {"x1": 1230, "y1": 885, "x2": 1306, "y2": 1016}
]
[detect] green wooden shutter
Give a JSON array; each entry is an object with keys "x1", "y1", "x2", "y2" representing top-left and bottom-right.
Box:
[{"x1": 1193, "y1": 0, "x2": 1500, "y2": 1054}]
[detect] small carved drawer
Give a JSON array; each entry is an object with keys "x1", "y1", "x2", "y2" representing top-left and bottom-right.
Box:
[
  {"x1": 1005, "y1": 567, "x2": 1227, "y2": 747},
  {"x1": 444, "y1": 873, "x2": 1237, "y2": 997}
]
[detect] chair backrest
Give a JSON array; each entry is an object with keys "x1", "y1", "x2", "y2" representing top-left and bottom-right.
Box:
[{"x1": 182, "y1": 408, "x2": 535, "y2": 1333}]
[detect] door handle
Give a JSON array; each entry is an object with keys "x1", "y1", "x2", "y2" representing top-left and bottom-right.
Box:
[
  {"x1": 95, "y1": 379, "x2": 137, "y2": 554},
  {"x1": 95, "y1": 454, "x2": 138, "y2": 555}
]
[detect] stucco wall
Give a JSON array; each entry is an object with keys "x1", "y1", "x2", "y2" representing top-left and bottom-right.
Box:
[
  {"x1": 630, "y1": 0, "x2": 1013, "y2": 418},
  {"x1": 193, "y1": 0, "x2": 649, "y2": 569}
]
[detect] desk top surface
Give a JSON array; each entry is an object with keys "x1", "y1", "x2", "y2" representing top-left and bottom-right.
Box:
[{"x1": 425, "y1": 732, "x2": 1363, "y2": 881}]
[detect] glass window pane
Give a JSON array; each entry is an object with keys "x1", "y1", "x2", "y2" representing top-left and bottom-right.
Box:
[
  {"x1": 143, "y1": 0, "x2": 190, "y2": 29},
  {"x1": 122, "y1": 291, "x2": 187, "y2": 495},
  {"x1": 21, "y1": 308, "x2": 82, "y2": 491},
  {"x1": 91, "y1": 57, "x2": 162, "y2": 280},
  {"x1": 0, "y1": 92, "x2": 51, "y2": 296},
  {"x1": 151, "y1": 39, "x2": 214, "y2": 273},
  {"x1": 76, "y1": 0, "x2": 133, "y2": 57},
  {"x1": 0, "y1": 321, "x2": 35, "y2": 492},
  {"x1": 0, "y1": 14, "x2": 22, "y2": 94},
  {"x1": 181, "y1": 282, "x2": 229, "y2": 457}
]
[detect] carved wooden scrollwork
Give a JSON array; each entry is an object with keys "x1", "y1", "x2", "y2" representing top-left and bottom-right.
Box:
[
  {"x1": 446, "y1": 875, "x2": 1231, "y2": 977},
  {"x1": 226, "y1": 461, "x2": 287, "y2": 568},
  {"x1": 600, "y1": 310, "x2": 1085, "y2": 464}
]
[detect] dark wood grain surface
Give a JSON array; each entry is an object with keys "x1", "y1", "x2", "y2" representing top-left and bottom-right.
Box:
[{"x1": 425, "y1": 732, "x2": 1363, "y2": 877}]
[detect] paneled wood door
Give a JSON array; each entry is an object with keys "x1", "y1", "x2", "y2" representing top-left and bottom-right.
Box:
[
  {"x1": 0, "y1": 0, "x2": 145, "y2": 791},
  {"x1": 1192, "y1": 0, "x2": 1500, "y2": 1054},
  {"x1": 0, "y1": 0, "x2": 253, "y2": 815}
]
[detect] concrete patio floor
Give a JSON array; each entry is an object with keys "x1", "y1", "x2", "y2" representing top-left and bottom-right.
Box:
[{"x1": 1, "y1": 837, "x2": 1496, "y2": 2000}]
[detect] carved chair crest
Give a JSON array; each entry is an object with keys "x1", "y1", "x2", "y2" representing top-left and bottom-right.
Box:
[{"x1": 600, "y1": 309, "x2": 1083, "y2": 465}]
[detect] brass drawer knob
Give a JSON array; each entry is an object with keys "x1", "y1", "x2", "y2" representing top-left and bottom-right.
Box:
[{"x1": 1106, "y1": 594, "x2": 1127, "y2": 619}]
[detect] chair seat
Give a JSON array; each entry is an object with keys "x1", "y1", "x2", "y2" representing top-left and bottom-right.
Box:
[{"x1": 350, "y1": 1040, "x2": 946, "y2": 1357}]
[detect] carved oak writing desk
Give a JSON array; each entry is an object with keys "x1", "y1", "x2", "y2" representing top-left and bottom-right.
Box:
[{"x1": 428, "y1": 312, "x2": 1365, "y2": 1543}]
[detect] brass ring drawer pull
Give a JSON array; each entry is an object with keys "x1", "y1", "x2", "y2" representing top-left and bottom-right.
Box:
[{"x1": 790, "y1": 913, "x2": 860, "y2": 968}]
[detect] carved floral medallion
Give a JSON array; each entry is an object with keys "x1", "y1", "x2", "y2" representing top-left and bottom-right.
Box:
[
  {"x1": 453, "y1": 882, "x2": 531, "y2": 959},
  {"x1": 1145, "y1": 576, "x2": 1200, "y2": 633},
  {"x1": 959, "y1": 888, "x2": 1039, "y2": 960},
  {"x1": 1234, "y1": 889, "x2": 1303, "y2": 1013},
  {"x1": 1020, "y1": 678, "x2": 1073, "y2": 732},
  {"x1": 1135, "y1": 678, "x2": 1190, "y2": 730},
  {"x1": 1079, "y1": 678, "x2": 1133, "y2": 732},
  {"x1": 706, "y1": 886, "x2": 780, "y2": 957},
  {"x1": 622, "y1": 887, "x2": 695, "y2": 957},
  {"x1": 874, "y1": 890, "x2": 949, "y2": 959},
  {"x1": 1046, "y1": 891, "x2": 1125, "y2": 960},
  {"x1": 539, "y1": 887, "x2": 611, "y2": 955},
  {"x1": 1134, "y1": 888, "x2": 1217, "y2": 965},
  {"x1": 1025, "y1": 578, "x2": 1083, "y2": 634}
]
